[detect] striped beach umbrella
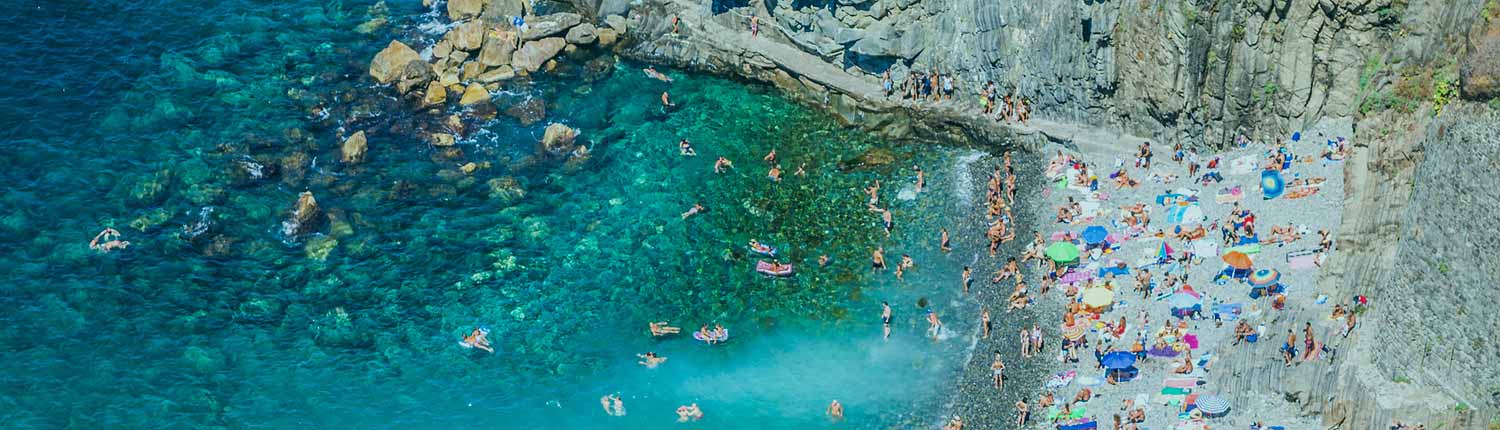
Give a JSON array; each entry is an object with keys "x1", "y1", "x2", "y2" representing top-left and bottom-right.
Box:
[
  {"x1": 1060, "y1": 322, "x2": 1088, "y2": 341},
  {"x1": 1194, "y1": 394, "x2": 1231, "y2": 415},
  {"x1": 1248, "y1": 268, "x2": 1281, "y2": 287}
]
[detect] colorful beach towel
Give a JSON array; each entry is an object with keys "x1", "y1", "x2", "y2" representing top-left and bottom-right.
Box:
[
  {"x1": 1286, "y1": 248, "x2": 1320, "y2": 270},
  {"x1": 1163, "y1": 378, "x2": 1200, "y2": 389}
]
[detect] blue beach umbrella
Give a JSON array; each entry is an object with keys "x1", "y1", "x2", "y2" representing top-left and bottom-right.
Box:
[
  {"x1": 1101, "y1": 351, "x2": 1136, "y2": 370},
  {"x1": 1261, "y1": 170, "x2": 1285, "y2": 200},
  {"x1": 1081, "y1": 226, "x2": 1109, "y2": 245}
]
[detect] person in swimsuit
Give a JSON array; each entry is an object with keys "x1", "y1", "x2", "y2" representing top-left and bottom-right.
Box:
[
  {"x1": 962, "y1": 266, "x2": 972, "y2": 294},
  {"x1": 678, "y1": 139, "x2": 696, "y2": 156},
  {"x1": 991, "y1": 351, "x2": 1005, "y2": 389},
  {"x1": 818, "y1": 254, "x2": 830, "y2": 267},
  {"x1": 794, "y1": 162, "x2": 807, "y2": 176},
  {"x1": 89, "y1": 228, "x2": 130, "y2": 252},
  {"x1": 763, "y1": 149, "x2": 777, "y2": 164},
  {"x1": 943, "y1": 415, "x2": 964, "y2": 430},
  {"x1": 1302, "y1": 322, "x2": 1317, "y2": 361},
  {"x1": 871, "y1": 247, "x2": 886, "y2": 271},
  {"x1": 940, "y1": 228, "x2": 951, "y2": 252},
  {"x1": 643, "y1": 66, "x2": 673, "y2": 82},
  {"x1": 1015, "y1": 398, "x2": 1030, "y2": 427},
  {"x1": 980, "y1": 306, "x2": 991, "y2": 338},
  {"x1": 768, "y1": 164, "x2": 782, "y2": 182},
  {"x1": 1282, "y1": 329, "x2": 1297, "y2": 367},
  {"x1": 1019, "y1": 327, "x2": 1031, "y2": 358},
  {"x1": 913, "y1": 165, "x2": 925, "y2": 193},
  {"x1": 827, "y1": 400, "x2": 843, "y2": 421},
  {"x1": 864, "y1": 180, "x2": 882, "y2": 210},
  {"x1": 649, "y1": 321, "x2": 682, "y2": 336},
  {"x1": 661, "y1": 91, "x2": 674, "y2": 107},
  {"x1": 637, "y1": 351, "x2": 667, "y2": 368},
  {"x1": 680, "y1": 203, "x2": 706, "y2": 220},
  {"x1": 881, "y1": 209, "x2": 893, "y2": 236},
  {"x1": 927, "y1": 309, "x2": 942, "y2": 340},
  {"x1": 881, "y1": 301, "x2": 893, "y2": 339},
  {"x1": 461, "y1": 327, "x2": 493, "y2": 353},
  {"x1": 714, "y1": 157, "x2": 733, "y2": 173},
  {"x1": 600, "y1": 394, "x2": 626, "y2": 416}
]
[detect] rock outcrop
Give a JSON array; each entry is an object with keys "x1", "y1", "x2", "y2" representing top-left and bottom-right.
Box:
[
  {"x1": 521, "y1": 13, "x2": 582, "y2": 40},
  {"x1": 1461, "y1": 10, "x2": 1500, "y2": 100},
  {"x1": 368, "y1": 40, "x2": 422, "y2": 84},
  {"x1": 281, "y1": 191, "x2": 322, "y2": 239},
  {"x1": 565, "y1": 23, "x2": 598, "y2": 45},
  {"x1": 458, "y1": 83, "x2": 491, "y2": 106},
  {"x1": 340, "y1": 131, "x2": 367, "y2": 164}
]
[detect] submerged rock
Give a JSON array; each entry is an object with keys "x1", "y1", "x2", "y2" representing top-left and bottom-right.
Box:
[
  {"x1": 513, "y1": 38, "x2": 566, "y2": 73},
  {"x1": 486, "y1": 176, "x2": 526, "y2": 203},
  {"x1": 505, "y1": 97, "x2": 546, "y2": 125},
  {"x1": 354, "y1": 17, "x2": 387, "y2": 34},
  {"x1": 430, "y1": 132, "x2": 456, "y2": 147},
  {"x1": 369, "y1": 40, "x2": 422, "y2": 84},
  {"x1": 341, "y1": 131, "x2": 368, "y2": 164},
  {"x1": 837, "y1": 147, "x2": 896, "y2": 171},
  {"x1": 540, "y1": 123, "x2": 577, "y2": 155}
]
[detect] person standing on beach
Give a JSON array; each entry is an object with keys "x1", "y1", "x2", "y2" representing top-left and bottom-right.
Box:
[
  {"x1": 881, "y1": 301, "x2": 893, "y2": 339},
  {"x1": 1019, "y1": 327, "x2": 1031, "y2": 358},
  {"x1": 1282, "y1": 329, "x2": 1297, "y2": 367},
  {"x1": 981, "y1": 306, "x2": 992, "y2": 338},
  {"x1": 1015, "y1": 398, "x2": 1030, "y2": 427},
  {"x1": 991, "y1": 351, "x2": 1006, "y2": 390},
  {"x1": 962, "y1": 266, "x2": 972, "y2": 294}
]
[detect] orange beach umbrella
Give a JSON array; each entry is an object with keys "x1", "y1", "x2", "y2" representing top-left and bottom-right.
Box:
[{"x1": 1221, "y1": 251, "x2": 1253, "y2": 270}]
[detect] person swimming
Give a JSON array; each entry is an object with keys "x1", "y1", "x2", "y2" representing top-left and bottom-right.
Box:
[
  {"x1": 684, "y1": 203, "x2": 705, "y2": 220},
  {"x1": 679, "y1": 139, "x2": 696, "y2": 156},
  {"x1": 676, "y1": 403, "x2": 703, "y2": 422},
  {"x1": 637, "y1": 351, "x2": 667, "y2": 368},
  {"x1": 768, "y1": 164, "x2": 782, "y2": 182},
  {"x1": 827, "y1": 400, "x2": 844, "y2": 421},
  {"x1": 649, "y1": 321, "x2": 681, "y2": 336},
  {"x1": 714, "y1": 156, "x2": 733, "y2": 173},
  {"x1": 881, "y1": 301, "x2": 893, "y2": 339},
  {"x1": 461, "y1": 327, "x2": 494, "y2": 353},
  {"x1": 599, "y1": 394, "x2": 626, "y2": 416},
  {"x1": 643, "y1": 66, "x2": 673, "y2": 82},
  {"x1": 89, "y1": 228, "x2": 130, "y2": 253},
  {"x1": 661, "y1": 91, "x2": 674, "y2": 107}
]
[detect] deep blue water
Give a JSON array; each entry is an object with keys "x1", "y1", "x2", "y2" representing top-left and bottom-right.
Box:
[{"x1": 0, "y1": 1, "x2": 1009, "y2": 428}]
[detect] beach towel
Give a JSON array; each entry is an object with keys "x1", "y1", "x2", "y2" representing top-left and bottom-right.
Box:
[
  {"x1": 1215, "y1": 186, "x2": 1243, "y2": 204},
  {"x1": 1228, "y1": 243, "x2": 1261, "y2": 254},
  {"x1": 1285, "y1": 186, "x2": 1320, "y2": 199},
  {"x1": 1192, "y1": 240, "x2": 1218, "y2": 260},
  {"x1": 1161, "y1": 387, "x2": 1193, "y2": 396},
  {"x1": 1163, "y1": 378, "x2": 1199, "y2": 389},
  {"x1": 1167, "y1": 205, "x2": 1203, "y2": 224},
  {"x1": 1286, "y1": 248, "x2": 1320, "y2": 270},
  {"x1": 1047, "y1": 370, "x2": 1078, "y2": 389},
  {"x1": 1058, "y1": 419, "x2": 1097, "y2": 430},
  {"x1": 1046, "y1": 406, "x2": 1090, "y2": 422},
  {"x1": 1213, "y1": 303, "x2": 1244, "y2": 321}
]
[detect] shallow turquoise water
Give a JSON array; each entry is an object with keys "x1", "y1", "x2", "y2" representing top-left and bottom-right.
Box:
[{"x1": 0, "y1": 1, "x2": 1006, "y2": 428}]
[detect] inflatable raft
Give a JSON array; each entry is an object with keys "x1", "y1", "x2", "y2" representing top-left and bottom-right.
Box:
[
  {"x1": 755, "y1": 260, "x2": 794, "y2": 277},
  {"x1": 749, "y1": 241, "x2": 778, "y2": 257}
]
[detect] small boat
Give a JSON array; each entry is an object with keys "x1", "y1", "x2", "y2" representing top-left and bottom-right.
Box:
[
  {"x1": 748, "y1": 241, "x2": 778, "y2": 257},
  {"x1": 755, "y1": 260, "x2": 794, "y2": 277}
]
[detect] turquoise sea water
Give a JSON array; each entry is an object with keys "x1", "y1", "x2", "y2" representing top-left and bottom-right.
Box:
[{"x1": 1, "y1": 1, "x2": 1013, "y2": 428}]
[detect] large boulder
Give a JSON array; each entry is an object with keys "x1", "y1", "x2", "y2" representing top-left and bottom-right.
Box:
[
  {"x1": 1461, "y1": 13, "x2": 1500, "y2": 100},
  {"x1": 458, "y1": 83, "x2": 491, "y2": 106},
  {"x1": 450, "y1": 20, "x2": 486, "y2": 51},
  {"x1": 512, "y1": 38, "x2": 566, "y2": 73},
  {"x1": 482, "y1": 0, "x2": 527, "y2": 21},
  {"x1": 565, "y1": 23, "x2": 598, "y2": 44},
  {"x1": 520, "y1": 13, "x2": 582, "y2": 40},
  {"x1": 540, "y1": 123, "x2": 577, "y2": 155},
  {"x1": 281, "y1": 191, "x2": 322, "y2": 238},
  {"x1": 341, "y1": 131, "x2": 368, "y2": 164},
  {"x1": 477, "y1": 65, "x2": 516, "y2": 83},
  {"x1": 596, "y1": 28, "x2": 619, "y2": 46},
  {"x1": 395, "y1": 60, "x2": 434, "y2": 94},
  {"x1": 369, "y1": 40, "x2": 423, "y2": 84},
  {"x1": 448, "y1": 0, "x2": 485, "y2": 20},
  {"x1": 479, "y1": 30, "x2": 518, "y2": 67},
  {"x1": 422, "y1": 81, "x2": 447, "y2": 107}
]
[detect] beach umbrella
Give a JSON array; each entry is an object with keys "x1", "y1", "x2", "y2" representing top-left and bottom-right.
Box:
[
  {"x1": 1248, "y1": 268, "x2": 1281, "y2": 287},
  {"x1": 1158, "y1": 242, "x2": 1175, "y2": 261},
  {"x1": 1060, "y1": 322, "x2": 1088, "y2": 341},
  {"x1": 1169, "y1": 291, "x2": 1200, "y2": 310},
  {"x1": 1261, "y1": 169, "x2": 1285, "y2": 200},
  {"x1": 1291, "y1": 131, "x2": 1302, "y2": 142},
  {"x1": 1101, "y1": 351, "x2": 1136, "y2": 370},
  {"x1": 1081, "y1": 287, "x2": 1115, "y2": 309},
  {"x1": 1195, "y1": 394, "x2": 1231, "y2": 416},
  {"x1": 1221, "y1": 251, "x2": 1253, "y2": 270},
  {"x1": 1046, "y1": 242, "x2": 1081, "y2": 263},
  {"x1": 1081, "y1": 226, "x2": 1109, "y2": 245}
]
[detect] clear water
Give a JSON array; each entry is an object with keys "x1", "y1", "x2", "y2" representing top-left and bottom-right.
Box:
[{"x1": 0, "y1": 1, "x2": 1009, "y2": 428}]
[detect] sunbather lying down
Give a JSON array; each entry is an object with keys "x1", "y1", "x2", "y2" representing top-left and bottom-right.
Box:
[
  {"x1": 1287, "y1": 177, "x2": 1326, "y2": 188},
  {"x1": 1261, "y1": 225, "x2": 1301, "y2": 245}
]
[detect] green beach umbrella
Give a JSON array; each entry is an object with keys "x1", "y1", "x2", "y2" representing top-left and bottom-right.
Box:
[{"x1": 1045, "y1": 242, "x2": 1080, "y2": 263}]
